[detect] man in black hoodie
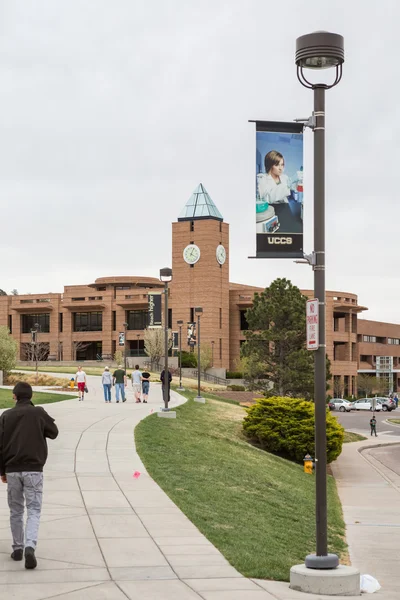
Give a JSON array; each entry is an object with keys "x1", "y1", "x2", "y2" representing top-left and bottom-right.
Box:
[{"x1": 0, "y1": 382, "x2": 58, "y2": 570}]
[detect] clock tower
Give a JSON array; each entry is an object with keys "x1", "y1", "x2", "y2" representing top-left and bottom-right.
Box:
[{"x1": 170, "y1": 184, "x2": 230, "y2": 370}]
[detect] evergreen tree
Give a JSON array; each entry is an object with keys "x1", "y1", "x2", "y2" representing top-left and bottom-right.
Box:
[{"x1": 241, "y1": 278, "x2": 330, "y2": 399}]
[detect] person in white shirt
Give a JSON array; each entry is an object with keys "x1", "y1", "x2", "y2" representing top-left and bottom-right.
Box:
[
  {"x1": 101, "y1": 366, "x2": 113, "y2": 403},
  {"x1": 75, "y1": 366, "x2": 87, "y2": 401},
  {"x1": 257, "y1": 150, "x2": 292, "y2": 205},
  {"x1": 131, "y1": 365, "x2": 143, "y2": 403}
]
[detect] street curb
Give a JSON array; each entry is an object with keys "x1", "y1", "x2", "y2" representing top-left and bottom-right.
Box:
[{"x1": 358, "y1": 441, "x2": 400, "y2": 454}]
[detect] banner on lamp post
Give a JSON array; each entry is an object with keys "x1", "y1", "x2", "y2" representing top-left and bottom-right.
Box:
[
  {"x1": 147, "y1": 292, "x2": 162, "y2": 328},
  {"x1": 118, "y1": 332, "x2": 125, "y2": 346},
  {"x1": 306, "y1": 299, "x2": 319, "y2": 351},
  {"x1": 187, "y1": 322, "x2": 196, "y2": 347},
  {"x1": 251, "y1": 120, "x2": 304, "y2": 259}
]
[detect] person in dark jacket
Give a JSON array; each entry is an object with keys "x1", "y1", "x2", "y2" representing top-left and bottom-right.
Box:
[
  {"x1": 160, "y1": 368, "x2": 172, "y2": 403},
  {"x1": 0, "y1": 382, "x2": 58, "y2": 570}
]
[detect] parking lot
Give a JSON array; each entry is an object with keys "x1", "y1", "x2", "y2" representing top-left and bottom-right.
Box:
[{"x1": 334, "y1": 408, "x2": 400, "y2": 436}]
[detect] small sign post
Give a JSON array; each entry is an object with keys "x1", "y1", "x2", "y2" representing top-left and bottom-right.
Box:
[{"x1": 306, "y1": 299, "x2": 319, "y2": 351}]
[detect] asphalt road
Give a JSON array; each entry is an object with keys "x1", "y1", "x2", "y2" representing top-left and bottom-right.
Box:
[
  {"x1": 334, "y1": 407, "x2": 400, "y2": 437},
  {"x1": 367, "y1": 443, "x2": 400, "y2": 475}
]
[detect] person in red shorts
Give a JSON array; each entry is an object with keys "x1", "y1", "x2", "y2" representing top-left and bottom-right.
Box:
[{"x1": 75, "y1": 366, "x2": 87, "y2": 401}]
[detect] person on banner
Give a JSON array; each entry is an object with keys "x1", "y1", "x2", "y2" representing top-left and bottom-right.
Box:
[
  {"x1": 75, "y1": 366, "x2": 87, "y2": 401},
  {"x1": 257, "y1": 150, "x2": 293, "y2": 205},
  {"x1": 160, "y1": 368, "x2": 172, "y2": 403}
]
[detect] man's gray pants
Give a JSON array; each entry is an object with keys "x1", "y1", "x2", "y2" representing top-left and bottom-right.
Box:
[{"x1": 7, "y1": 472, "x2": 43, "y2": 550}]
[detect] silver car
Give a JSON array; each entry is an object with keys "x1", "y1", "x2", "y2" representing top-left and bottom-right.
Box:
[
  {"x1": 353, "y1": 398, "x2": 382, "y2": 411},
  {"x1": 330, "y1": 399, "x2": 354, "y2": 412}
]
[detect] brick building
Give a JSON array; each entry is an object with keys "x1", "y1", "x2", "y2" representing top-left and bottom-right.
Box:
[{"x1": 1, "y1": 184, "x2": 400, "y2": 395}]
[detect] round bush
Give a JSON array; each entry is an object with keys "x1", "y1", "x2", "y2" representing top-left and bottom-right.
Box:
[
  {"x1": 179, "y1": 351, "x2": 197, "y2": 368},
  {"x1": 227, "y1": 384, "x2": 246, "y2": 391},
  {"x1": 242, "y1": 396, "x2": 344, "y2": 464}
]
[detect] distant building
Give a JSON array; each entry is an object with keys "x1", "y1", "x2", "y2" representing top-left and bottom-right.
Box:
[{"x1": 1, "y1": 184, "x2": 400, "y2": 395}]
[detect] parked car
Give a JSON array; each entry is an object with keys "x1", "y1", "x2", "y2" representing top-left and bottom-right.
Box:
[
  {"x1": 329, "y1": 399, "x2": 354, "y2": 412},
  {"x1": 376, "y1": 397, "x2": 396, "y2": 412},
  {"x1": 353, "y1": 398, "x2": 382, "y2": 411},
  {"x1": 328, "y1": 401, "x2": 335, "y2": 410}
]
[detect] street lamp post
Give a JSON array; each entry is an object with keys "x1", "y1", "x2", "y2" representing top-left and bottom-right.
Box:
[
  {"x1": 177, "y1": 320, "x2": 185, "y2": 391},
  {"x1": 160, "y1": 268, "x2": 172, "y2": 411},
  {"x1": 296, "y1": 31, "x2": 344, "y2": 570},
  {"x1": 123, "y1": 322, "x2": 128, "y2": 373},
  {"x1": 194, "y1": 307, "x2": 204, "y2": 403},
  {"x1": 137, "y1": 334, "x2": 140, "y2": 357},
  {"x1": 34, "y1": 322, "x2": 40, "y2": 383}
]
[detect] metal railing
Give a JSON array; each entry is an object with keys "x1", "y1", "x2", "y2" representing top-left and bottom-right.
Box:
[{"x1": 191, "y1": 370, "x2": 228, "y2": 386}]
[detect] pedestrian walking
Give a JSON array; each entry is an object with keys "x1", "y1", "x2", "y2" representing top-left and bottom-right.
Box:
[
  {"x1": 113, "y1": 365, "x2": 127, "y2": 403},
  {"x1": 370, "y1": 415, "x2": 377, "y2": 437},
  {"x1": 141, "y1": 369, "x2": 150, "y2": 403},
  {"x1": 75, "y1": 366, "x2": 87, "y2": 401},
  {"x1": 131, "y1": 365, "x2": 142, "y2": 403},
  {"x1": 394, "y1": 393, "x2": 399, "y2": 408},
  {"x1": 160, "y1": 368, "x2": 172, "y2": 403},
  {"x1": 0, "y1": 382, "x2": 59, "y2": 570},
  {"x1": 101, "y1": 366, "x2": 112, "y2": 402}
]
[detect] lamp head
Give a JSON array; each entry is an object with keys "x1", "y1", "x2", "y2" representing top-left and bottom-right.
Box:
[
  {"x1": 177, "y1": 320, "x2": 183, "y2": 326},
  {"x1": 194, "y1": 307, "x2": 203, "y2": 315},
  {"x1": 159, "y1": 267, "x2": 173, "y2": 282},
  {"x1": 296, "y1": 31, "x2": 344, "y2": 70}
]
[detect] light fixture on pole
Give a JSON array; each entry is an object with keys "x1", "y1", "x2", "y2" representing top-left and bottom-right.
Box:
[
  {"x1": 296, "y1": 31, "x2": 344, "y2": 571},
  {"x1": 194, "y1": 307, "x2": 205, "y2": 403},
  {"x1": 177, "y1": 320, "x2": 185, "y2": 391},
  {"x1": 159, "y1": 268, "x2": 172, "y2": 411},
  {"x1": 123, "y1": 322, "x2": 128, "y2": 373}
]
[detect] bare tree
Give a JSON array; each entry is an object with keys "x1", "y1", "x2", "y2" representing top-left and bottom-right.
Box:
[
  {"x1": 333, "y1": 376, "x2": 343, "y2": 399},
  {"x1": 144, "y1": 328, "x2": 172, "y2": 367},
  {"x1": 199, "y1": 344, "x2": 213, "y2": 372},
  {"x1": 0, "y1": 289, "x2": 7, "y2": 296},
  {"x1": 22, "y1": 342, "x2": 50, "y2": 383},
  {"x1": 357, "y1": 374, "x2": 377, "y2": 398},
  {"x1": 72, "y1": 340, "x2": 91, "y2": 360},
  {"x1": 10, "y1": 289, "x2": 18, "y2": 295}
]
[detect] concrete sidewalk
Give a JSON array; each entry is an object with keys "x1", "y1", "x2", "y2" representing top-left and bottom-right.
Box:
[{"x1": 0, "y1": 375, "x2": 395, "y2": 599}]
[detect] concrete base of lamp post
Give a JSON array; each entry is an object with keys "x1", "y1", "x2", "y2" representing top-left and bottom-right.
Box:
[
  {"x1": 177, "y1": 386, "x2": 185, "y2": 391},
  {"x1": 289, "y1": 564, "x2": 360, "y2": 596},
  {"x1": 157, "y1": 410, "x2": 177, "y2": 419},
  {"x1": 194, "y1": 396, "x2": 205, "y2": 404}
]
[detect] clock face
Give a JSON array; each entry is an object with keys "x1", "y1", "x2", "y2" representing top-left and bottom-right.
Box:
[
  {"x1": 183, "y1": 244, "x2": 201, "y2": 264},
  {"x1": 216, "y1": 244, "x2": 226, "y2": 265}
]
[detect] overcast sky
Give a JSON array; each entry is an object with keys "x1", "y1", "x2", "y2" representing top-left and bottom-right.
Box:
[{"x1": 1, "y1": 1, "x2": 399, "y2": 323}]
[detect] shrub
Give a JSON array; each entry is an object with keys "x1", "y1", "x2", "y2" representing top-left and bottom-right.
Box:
[
  {"x1": 226, "y1": 371, "x2": 243, "y2": 379},
  {"x1": 5, "y1": 373, "x2": 70, "y2": 387},
  {"x1": 227, "y1": 384, "x2": 246, "y2": 391},
  {"x1": 180, "y1": 351, "x2": 197, "y2": 368},
  {"x1": 242, "y1": 396, "x2": 344, "y2": 464}
]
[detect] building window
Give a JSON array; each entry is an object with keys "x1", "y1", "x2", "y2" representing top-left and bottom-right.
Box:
[
  {"x1": 219, "y1": 308, "x2": 222, "y2": 329},
  {"x1": 20, "y1": 299, "x2": 34, "y2": 304},
  {"x1": 388, "y1": 338, "x2": 400, "y2": 345},
  {"x1": 59, "y1": 313, "x2": 63, "y2": 333},
  {"x1": 21, "y1": 313, "x2": 50, "y2": 334},
  {"x1": 240, "y1": 310, "x2": 249, "y2": 331},
  {"x1": 112, "y1": 340, "x2": 116, "y2": 355},
  {"x1": 88, "y1": 296, "x2": 103, "y2": 301},
  {"x1": 96, "y1": 286, "x2": 106, "y2": 291},
  {"x1": 72, "y1": 297, "x2": 85, "y2": 301},
  {"x1": 219, "y1": 222, "x2": 222, "y2": 232},
  {"x1": 190, "y1": 221, "x2": 194, "y2": 232},
  {"x1": 112, "y1": 311, "x2": 116, "y2": 331},
  {"x1": 116, "y1": 285, "x2": 131, "y2": 290},
  {"x1": 190, "y1": 308, "x2": 194, "y2": 323},
  {"x1": 73, "y1": 312, "x2": 102, "y2": 332},
  {"x1": 168, "y1": 308, "x2": 172, "y2": 330},
  {"x1": 8, "y1": 315, "x2": 12, "y2": 334},
  {"x1": 219, "y1": 338, "x2": 222, "y2": 359},
  {"x1": 127, "y1": 310, "x2": 148, "y2": 330},
  {"x1": 362, "y1": 335, "x2": 377, "y2": 343}
]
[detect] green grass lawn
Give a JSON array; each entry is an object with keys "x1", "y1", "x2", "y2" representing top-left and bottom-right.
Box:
[
  {"x1": 0, "y1": 388, "x2": 76, "y2": 409},
  {"x1": 16, "y1": 365, "x2": 105, "y2": 376},
  {"x1": 388, "y1": 419, "x2": 400, "y2": 425},
  {"x1": 135, "y1": 388, "x2": 347, "y2": 581},
  {"x1": 343, "y1": 431, "x2": 367, "y2": 443}
]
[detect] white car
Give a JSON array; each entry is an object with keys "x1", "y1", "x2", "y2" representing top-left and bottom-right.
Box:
[
  {"x1": 331, "y1": 399, "x2": 354, "y2": 412},
  {"x1": 352, "y1": 398, "x2": 382, "y2": 411}
]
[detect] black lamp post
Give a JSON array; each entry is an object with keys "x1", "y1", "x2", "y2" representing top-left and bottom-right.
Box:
[
  {"x1": 296, "y1": 30, "x2": 344, "y2": 570},
  {"x1": 123, "y1": 322, "x2": 128, "y2": 373},
  {"x1": 194, "y1": 307, "x2": 204, "y2": 402},
  {"x1": 177, "y1": 320, "x2": 184, "y2": 391},
  {"x1": 160, "y1": 267, "x2": 172, "y2": 411},
  {"x1": 137, "y1": 334, "x2": 140, "y2": 357}
]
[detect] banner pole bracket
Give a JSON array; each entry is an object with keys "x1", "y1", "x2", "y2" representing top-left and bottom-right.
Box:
[
  {"x1": 293, "y1": 115, "x2": 315, "y2": 130},
  {"x1": 294, "y1": 252, "x2": 316, "y2": 267}
]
